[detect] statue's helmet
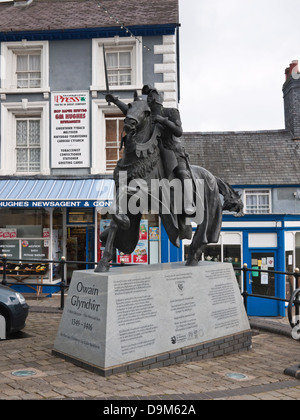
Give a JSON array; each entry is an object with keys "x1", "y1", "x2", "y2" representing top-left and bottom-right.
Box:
[{"x1": 142, "y1": 84, "x2": 164, "y2": 105}]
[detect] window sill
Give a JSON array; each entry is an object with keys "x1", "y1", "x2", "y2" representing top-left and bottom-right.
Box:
[
  {"x1": 90, "y1": 85, "x2": 142, "y2": 93},
  {"x1": 0, "y1": 169, "x2": 51, "y2": 176},
  {"x1": 0, "y1": 87, "x2": 50, "y2": 94}
]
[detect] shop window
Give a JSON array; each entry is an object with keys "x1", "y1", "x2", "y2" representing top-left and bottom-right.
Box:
[
  {"x1": 53, "y1": 209, "x2": 64, "y2": 280},
  {"x1": 0, "y1": 209, "x2": 50, "y2": 261},
  {"x1": 295, "y1": 233, "x2": 300, "y2": 271},
  {"x1": 223, "y1": 245, "x2": 241, "y2": 266},
  {"x1": 245, "y1": 190, "x2": 271, "y2": 214},
  {"x1": 286, "y1": 250, "x2": 295, "y2": 301},
  {"x1": 204, "y1": 245, "x2": 221, "y2": 262},
  {"x1": 67, "y1": 209, "x2": 94, "y2": 224},
  {"x1": 183, "y1": 234, "x2": 242, "y2": 287},
  {"x1": 224, "y1": 244, "x2": 242, "y2": 287},
  {"x1": 97, "y1": 213, "x2": 160, "y2": 266},
  {"x1": 16, "y1": 119, "x2": 41, "y2": 172},
  {"x1": 0, "y1": 209, "x2": 49, "y2": 238},
  {"x1": 105, "y1": 114, "x2": 124, "y2": 171}
]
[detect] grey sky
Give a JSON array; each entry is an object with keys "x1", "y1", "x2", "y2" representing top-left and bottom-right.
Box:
[{"x1": 178, "y1": 0, "x2": 300, "y2": 132}]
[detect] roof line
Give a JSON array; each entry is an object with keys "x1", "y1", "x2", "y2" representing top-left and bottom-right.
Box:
[
  {"x1": 183, "y1": 129, "x2": 289, "y2": 136},
  {"x1": 0, "y1": 23, "x2": 178, "y2": 42}
]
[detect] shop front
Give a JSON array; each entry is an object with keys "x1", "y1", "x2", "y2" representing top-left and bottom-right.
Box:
[
  {"x1": 173, "y1": 214, "x2": 300, "y2": 317},
  {"x1": 0, "y1": 178, "x2": 114, "y2": 293},
  {"x1": 0, "y1": 178, "x2": 162, "y2": 293}
]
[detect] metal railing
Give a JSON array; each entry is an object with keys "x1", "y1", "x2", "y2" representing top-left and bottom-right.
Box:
[
  {"x1": 0, "y1": 255, "x2": 125, "y2": 310},
  {"x1": 237, "y1": 264, "x2": 300, "y2": 331},
  {"x1": 0, "y1": 255, "x2": 299, "y2": 331}
]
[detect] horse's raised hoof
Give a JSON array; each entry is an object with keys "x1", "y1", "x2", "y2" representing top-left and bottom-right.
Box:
[
  {"x1": 112, "y1": 214, "x2": 130, "y2": 230},
  {"x1": 185, "y1": 258, "x2": 199, "y2": 267},
  {"x1": 94, "y1": 260, "x2": 110, "y2": 273}
]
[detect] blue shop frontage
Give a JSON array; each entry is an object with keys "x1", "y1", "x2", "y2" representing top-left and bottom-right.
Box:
[
  {"x1": 162, "y1": 213, "x2": 300, "y2": 317},
  {"x1": 0, "y1": 178, "x2": 162, "y2": 295},
  {"x1": 2, "y1": 177, "x2": 299, "y2": 317},
  {"x1": 0, "y1": 178, "x2": 114, "y2": 295}
]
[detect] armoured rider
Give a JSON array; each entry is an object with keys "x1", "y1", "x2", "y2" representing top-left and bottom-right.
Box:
[{"x1": 105, "y1": 85, "x2": 195, "y2": 219}]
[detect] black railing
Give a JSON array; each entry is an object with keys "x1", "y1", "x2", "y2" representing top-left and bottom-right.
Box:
[
  {"x1": 0, "y1": 256, "x2": 299, "y2": 332},
  {"x1": 0, "y1": 255, "x2": 68, "y2": 309},
  {"x1": 235, "y1": 264, "x2": 300, "y2": 331},
  {"x1": 0, "y1": 256, "x2": 126, "y2": 310}
]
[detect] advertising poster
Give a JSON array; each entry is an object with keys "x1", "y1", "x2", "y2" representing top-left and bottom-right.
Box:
[
  {"x1": 21, "y1": 240, "x2": 48, "y2": 259},
  {"x1": 149, "y1": 227, "x2": 159, "y2": 241},
  {"x1": 117, "y1": 252, "x2": 132, "y2": 264},
  {"x1": 51, "y1": 91, "x2": 90, "y2": 168},
  {"x1": 117, "y1": 220, "x2": 148, "y2": 265},
  {"x1": 0, "y1": 240, "x2": 19, "y2": 259},
  {"x1": 0, "y1": 229, "x2": 17, "y2": 239},
  {"x1": 132, "y1": 241, "x2": 148, "y2": 264}
]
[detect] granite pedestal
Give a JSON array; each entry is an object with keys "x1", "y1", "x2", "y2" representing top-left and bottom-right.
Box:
[{"x1": 53, "y1": 262, "x2": 251, "y2": 376}]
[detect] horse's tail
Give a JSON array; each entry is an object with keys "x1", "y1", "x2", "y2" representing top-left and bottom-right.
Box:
[{"x1": 216, "y1": 177, "x2": 244, "y2": 217}]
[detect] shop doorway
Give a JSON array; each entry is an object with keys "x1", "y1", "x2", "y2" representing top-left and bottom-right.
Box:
[
  {"x1": 247, "y1": 250, "x2": 279, "y2": 316},
  {"x1": 66, "y1": 226, "x2": 94, "y2": 282}
]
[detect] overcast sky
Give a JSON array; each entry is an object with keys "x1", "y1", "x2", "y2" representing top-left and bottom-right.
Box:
[{"x1": 178, "y1": 0, "x2": 300, "y2": 132}]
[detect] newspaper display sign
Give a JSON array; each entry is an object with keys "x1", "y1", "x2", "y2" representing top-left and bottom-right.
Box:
[{"x1": 51, "y1": 92, "x2": 90, "y2": 168}]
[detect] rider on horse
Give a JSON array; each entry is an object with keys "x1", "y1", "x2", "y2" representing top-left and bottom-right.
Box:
[{"x1": 106, "y1": 85, "x2": 195, "y2": 217}]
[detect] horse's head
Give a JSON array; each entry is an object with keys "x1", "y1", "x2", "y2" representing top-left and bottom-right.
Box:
[
  {"x1": 223, "y1": 190, "x2": 244, "y2": 217},
  {"x1": 123, "y1": 100, "x2": 151, "y2": 138}
]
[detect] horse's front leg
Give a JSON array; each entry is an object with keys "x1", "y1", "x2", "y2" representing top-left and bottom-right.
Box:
[
  {"x1": 94, "y1": 220, "x2": 118, "y2": 273},
  {"x1": 185, "y1": 243, "x2": 205, "y2": 267}
]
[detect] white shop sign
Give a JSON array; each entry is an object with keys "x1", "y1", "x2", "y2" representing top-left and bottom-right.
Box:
[{"x1": 51, "y1": 92, "x2": 90, "y2": 168}]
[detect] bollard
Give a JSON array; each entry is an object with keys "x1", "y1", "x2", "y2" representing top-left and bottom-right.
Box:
[
  {"x1": 60, "y1": 256, "x2": 66, "y2": 310},
  {"x1": 241, "y1": 263, "x2": 249, "y2": 313},
  {"x1": 295, "y1": 269, "x2": 300, "y2": 322},
  {"x1": 1, "y1": 254, "x2": 7, "y2": 286},
  {"x1": 0, "y1": 315, "x2": 6, "y2": 340}
]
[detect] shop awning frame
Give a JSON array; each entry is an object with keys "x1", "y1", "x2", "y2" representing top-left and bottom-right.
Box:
[{"x1": 0, "y1": 179, "x2": 115, "y2": 208}]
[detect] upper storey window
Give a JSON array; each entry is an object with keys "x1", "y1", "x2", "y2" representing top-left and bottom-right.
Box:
[
  {"x1": 106, "y1": 51, "x2": 132, "y2": 86},
  {"x1": 0, "y1": 40, "x2": 49, "y2": 93},
  {"x1": 244, "y1": 190, "x2": 271, "y2": 214},
  {"x1": 16, "y1": 53, "x2": 41, "y2": 89},
  {"x1": 91, "y1": 36, "x2": 143, "y2": 92}
]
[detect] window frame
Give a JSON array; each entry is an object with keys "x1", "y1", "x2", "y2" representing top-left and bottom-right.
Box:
[
  {"x1": 0, "y1": 101, "x2": 50, "y2": 176},
  {"x1": 105, "y1": 114, "x2": 124, "y2": 171},
  {"x1": 91, "y1": 98, "x2": 131, "y2": 174},
  {"x1": 244, "y1": 189, "x2": 272, "y2": 214},
  {"x1": 16, "y1": 52, "x2": 42, "y2": 89},
  {"x1": 106, "y1": 50, "x2": 132, "y2": 87},
  {"x1": 0, "y1": 40, "x2": 49, "y2": 94},
  {"x1": 90, "y1": 36, "x2": 143, "y2": 92},
  {"x1": 15, "y1": 117, "x2": 41, "y2": 173}
]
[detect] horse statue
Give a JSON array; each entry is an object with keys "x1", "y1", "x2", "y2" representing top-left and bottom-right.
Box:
[{"x1": 95, "y1": 99, "x2": 243, "y2": 273}]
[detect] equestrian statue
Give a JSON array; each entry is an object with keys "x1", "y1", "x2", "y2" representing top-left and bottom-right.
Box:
[{"x1": 95, "y1": 85, "x2": 243, "y2": 273}]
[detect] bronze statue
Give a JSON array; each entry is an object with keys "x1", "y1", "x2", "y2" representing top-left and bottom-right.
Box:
[{"x1": 95, "y1": 88, "x2": 243, "y2": 273}]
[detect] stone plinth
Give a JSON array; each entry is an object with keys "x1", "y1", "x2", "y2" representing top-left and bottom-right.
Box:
[{"x1": 53, "y1": 262, "x2": 251, "y2": 376}]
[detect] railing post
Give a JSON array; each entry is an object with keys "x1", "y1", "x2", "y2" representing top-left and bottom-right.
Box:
[
  {"x1": 242, "y1": 263, "x2": 248, "y2": 314},
  {"x1": 295, "y1": 268, "x2": 300, "y2": 321},
  {"x1": 60, "y1": 256, "x2": 66, "y2": 310},
  {"x1": 1, "y1": 254, "x2": 7, "y2": 286}
]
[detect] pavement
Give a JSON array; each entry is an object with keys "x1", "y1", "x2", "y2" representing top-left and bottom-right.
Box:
[{"x1": 0, "y1": 293, "x2": 299, "y2": 401}]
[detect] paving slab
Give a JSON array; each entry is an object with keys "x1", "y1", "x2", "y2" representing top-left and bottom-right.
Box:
[{"x1": 0, "y1": 294, "x2": 299, "y2": 401}]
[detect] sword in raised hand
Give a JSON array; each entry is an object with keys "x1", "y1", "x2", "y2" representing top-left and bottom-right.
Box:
[{"x1": 103, "y1": 44, "x2": 111, "y2": 106}]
